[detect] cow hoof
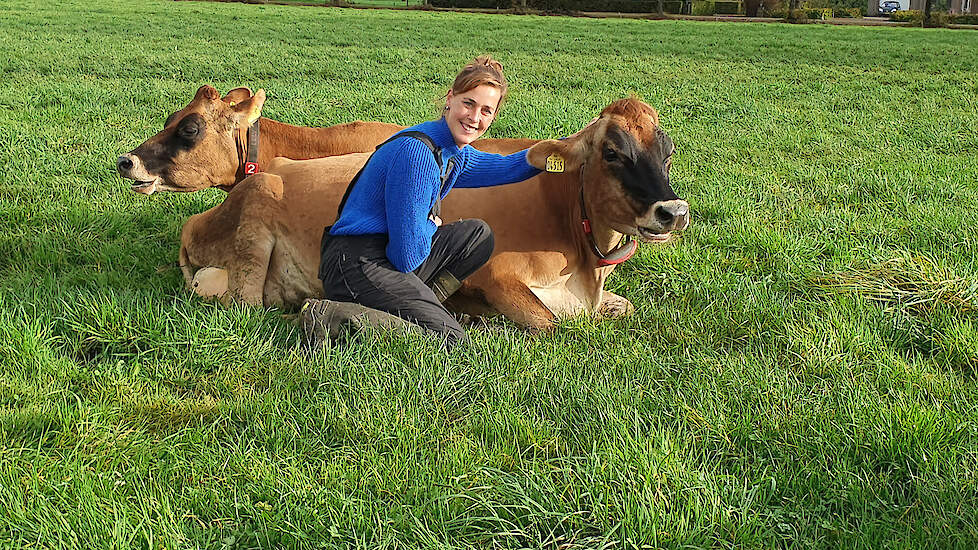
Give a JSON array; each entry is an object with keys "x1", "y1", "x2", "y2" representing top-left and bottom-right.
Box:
[
  {"x1": 597, "y1": 296, "x2": 635, "y2": 319},
  {"x1": 453, "y1": 312, "x2": 487, "y2": 328},
  {"x1": 191, "y1": 267, "x2": 228, "y2": 300}
]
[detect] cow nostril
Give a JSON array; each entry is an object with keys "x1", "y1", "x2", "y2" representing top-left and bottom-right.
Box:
[
  {"x1": 117, "y1": 156, "x2": 133, "y2": 173},
  {"x1": 654, "y1": 201, "x2": 689, "y2": 226},
  {"x1": 655, "y1": 205, "x2": 675, "y2": 225}
]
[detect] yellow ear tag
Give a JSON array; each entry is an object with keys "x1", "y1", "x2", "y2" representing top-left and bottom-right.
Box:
[
  {"x1": 546, "y1": 153, "x2": 565, "y2": 173},
  {"x1": 228, "y1": 101, "x2": 236, "y2": 107}
]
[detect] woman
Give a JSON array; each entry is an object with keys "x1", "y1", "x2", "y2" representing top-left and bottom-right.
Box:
[{"x1": 309, "y1": 56, "x2": 544, "y2": 349}]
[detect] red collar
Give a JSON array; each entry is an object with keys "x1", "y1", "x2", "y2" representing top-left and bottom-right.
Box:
[{"x1": 580, "y1": 188, "x2": 637, "y2": 267}]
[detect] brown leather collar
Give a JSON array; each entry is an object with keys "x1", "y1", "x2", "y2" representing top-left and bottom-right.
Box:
[{"x1": 235, "y1": 119, "x2": 261, "y2": 179}]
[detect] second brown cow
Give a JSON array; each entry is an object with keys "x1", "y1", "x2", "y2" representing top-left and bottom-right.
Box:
[{"x1": 116, "y1": 85, "x2": 403, "y2": 195}]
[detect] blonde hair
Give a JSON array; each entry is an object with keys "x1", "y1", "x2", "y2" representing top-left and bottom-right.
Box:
[{"x1": 449, "y1": 55, "x2": 508, "y2": 106}]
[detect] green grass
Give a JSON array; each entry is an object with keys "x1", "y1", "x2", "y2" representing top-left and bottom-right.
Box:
[{"x1": 2, "y1": 0, "x2": 978, "y2": 547}]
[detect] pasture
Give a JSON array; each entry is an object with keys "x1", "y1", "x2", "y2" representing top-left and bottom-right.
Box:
[{"x1": 2, "y1": 0, "x2": 977, "y2": 547}]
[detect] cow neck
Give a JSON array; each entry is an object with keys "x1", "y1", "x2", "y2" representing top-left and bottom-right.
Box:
[
  {"x1": 248, "y1": 119, "x2": 402, "y2": 171},
  {"x1": 249, "y1": 118, "x2": 331, "y2": 166},
  {"x1": 578, "y1": 166, "x2": 637, "y2": 268}
]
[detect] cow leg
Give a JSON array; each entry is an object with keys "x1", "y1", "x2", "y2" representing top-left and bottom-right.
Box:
[
  {"x1": 480, "y1": 277, "x2": 557, "y2": 333},
  {"x1": 180, "y1": 211, "x2": 239, "y2": 303},
  {"x1": 443, "y1": 285, "x2": 495, "y2": 319},
  {"x1": 228, "y1": 230, "x2": 275, "y2": 305},
  {"x1": 225, "y1": 174, "x2": 284, "y2": 306},
  {"x1": 180, "y1": 215, "x2": 275, "y2": 307},
  {"x1": 597, "y1": 290, "x2": 635, "y2": 319},
  {"x1": 179, "y1": 242, "x2": 196, "y2": 290}
]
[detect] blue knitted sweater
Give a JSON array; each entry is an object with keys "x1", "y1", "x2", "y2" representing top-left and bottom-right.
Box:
[{"x1": 329, "y1": 117, "x2": 540, "y2": 272}]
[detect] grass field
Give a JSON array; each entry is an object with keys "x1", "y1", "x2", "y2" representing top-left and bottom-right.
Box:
[{"x1": 2, "y1": 0, "x2": 978, "y2": 547}]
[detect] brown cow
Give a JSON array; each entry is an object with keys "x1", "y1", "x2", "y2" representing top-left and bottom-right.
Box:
[
  {"x1": 116, "y1": 85, "x2": 404, "y2": 194},
  {"x1": 179, "y1": 98, "x2": 689, "y2": 331}
]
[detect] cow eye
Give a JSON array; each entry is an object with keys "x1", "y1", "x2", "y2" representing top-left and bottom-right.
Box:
[
  {"x1": 179, "y1": 123, "x2": 199, "y2": 139},
  {"x1": 603, "y1": 147, "x2": 619, "y2": 162}
]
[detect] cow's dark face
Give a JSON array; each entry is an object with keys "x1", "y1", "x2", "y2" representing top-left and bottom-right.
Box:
[
  {"x1": 527, "y1": 98, "x2": 689, "y2": 243},
  {"x1": 116, "y1": 85, "x2": 264, "y2": 195}
]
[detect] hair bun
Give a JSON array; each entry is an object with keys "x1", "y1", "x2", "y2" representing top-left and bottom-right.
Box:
[{"x1": 474, "y1": 55, "x2": 504, "y2": 74}]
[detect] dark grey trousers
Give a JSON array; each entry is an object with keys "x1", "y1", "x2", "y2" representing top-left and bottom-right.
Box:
[{"x1": 318, "y1": 219, "x2": 494, "y2": 346}]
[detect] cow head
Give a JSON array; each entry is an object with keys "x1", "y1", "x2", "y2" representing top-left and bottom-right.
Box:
[
  {"x1": 117, "y1": 85, "x2": 265, "y2": 194},
  {"x1": 527, "y1": 98, "x2": 689, "y2": 243}
]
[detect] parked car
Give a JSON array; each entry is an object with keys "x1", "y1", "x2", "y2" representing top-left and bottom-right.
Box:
[{"x1": 879, "y1": 0, "x2": 901, "y2": 14}]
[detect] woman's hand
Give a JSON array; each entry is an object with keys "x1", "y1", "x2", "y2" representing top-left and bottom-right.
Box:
[{"x1": 430, "y1": 214, "x2": 443, "y2": 227}]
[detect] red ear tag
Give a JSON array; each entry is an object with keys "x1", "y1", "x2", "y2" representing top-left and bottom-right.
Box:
[{"x1": 244, "y1": 162, "x2": 259, "y2": 175}]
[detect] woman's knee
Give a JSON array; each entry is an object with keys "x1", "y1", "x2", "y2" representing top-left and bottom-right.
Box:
[
  {"x1": 465, "y1": 218, "x2": 492, "y2": 241},
  {"x1": 460, "y1": 218, "x2": 494, "y2": 263}
]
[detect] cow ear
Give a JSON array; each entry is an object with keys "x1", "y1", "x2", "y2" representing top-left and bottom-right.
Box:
[
  {"x1": 222, "y1": 87, "x2": 253, "y2": 106},
  {"x1": 194, "y1": 85, "x2": 221, "y2": 101},
  {"x1": 231, "y1": 89, "x2": 266, "y2": 126},
  {"x1": 526, "y1": 138, "x2": 586, "y2": 174}
]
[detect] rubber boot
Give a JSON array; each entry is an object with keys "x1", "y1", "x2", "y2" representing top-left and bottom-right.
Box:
[
  {"x1": 430, "y1": 270, "x2": 462, "y2": 303},
  {"x1": 300, "y1": 298, "x2": 419, "y2": 351}
]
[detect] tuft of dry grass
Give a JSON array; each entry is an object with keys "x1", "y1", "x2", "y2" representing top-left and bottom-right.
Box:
[{"x1": 818, "y1": 254, "x2": 978, "y2": 316}]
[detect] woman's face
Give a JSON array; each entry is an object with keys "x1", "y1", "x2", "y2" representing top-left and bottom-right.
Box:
[{"x1": 444, "y1": 84, "x2": 501, "y2": 147}]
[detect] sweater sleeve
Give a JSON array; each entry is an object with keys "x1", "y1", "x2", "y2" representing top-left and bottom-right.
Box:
[
  {"x1": 384, "y1": 141, "x2": 441, "y2": 273},
  {"x1": 453, "y1": 147, "x2": 542, "y2": 189}
]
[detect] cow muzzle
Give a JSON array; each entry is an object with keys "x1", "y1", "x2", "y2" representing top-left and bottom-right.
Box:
[
  {"x1": 637, "y1": 199, "x2": 690, "y2": 242},
  {"x1": 117, "y1": 154, "x2": 160, "y2": 195}
]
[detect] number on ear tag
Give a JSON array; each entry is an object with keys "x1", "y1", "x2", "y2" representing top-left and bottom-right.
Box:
[
  {"x1": 245, "y1": 162, "x2": 259, "y2": 175},
  {"x1": 546, "y1": 154, "x2": 565, "y2": 173}
]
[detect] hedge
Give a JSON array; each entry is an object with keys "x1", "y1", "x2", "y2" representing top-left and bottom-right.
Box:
[
  {"x1": 890, "y1": 9, "x2": 952, "y2": 25},
  {"x1": 833, "y1": 6, "x2": 862, "y2": 16},
  {"x1": 431, "y1": 0, "x2": 713, "y2": 12},
  {"x1": 714, "y1": 0, "x2": 740, "y2": 13},
  {"x1": 429, "y1": 0, "x2": 507, "y2": 8},
  {"x1": 524, "y1": 0, "x2": 680, "y2": 12},
  {"x1": 951, "y1": 13, "x2": 978, "y2": 24}
]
